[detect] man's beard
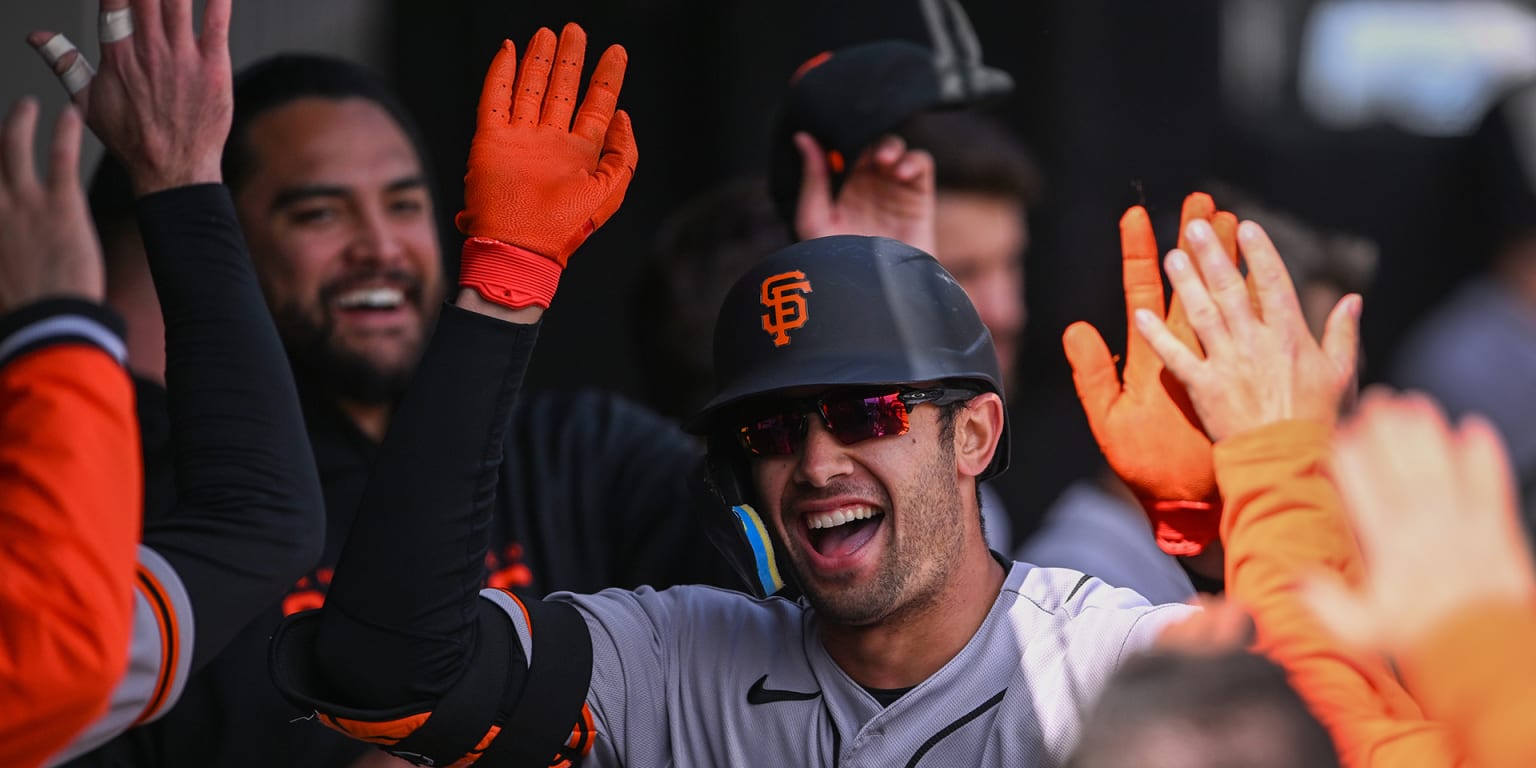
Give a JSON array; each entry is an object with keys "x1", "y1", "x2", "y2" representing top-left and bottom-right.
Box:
[
  {"x1": 272, "y1": 269, "x2": 433, "y2": 405},
  {"x1": 788, "y1": 446, "x2": 967, "y2": 627}
]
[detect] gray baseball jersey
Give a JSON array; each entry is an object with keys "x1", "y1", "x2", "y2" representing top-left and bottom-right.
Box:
[{"x1": 482, "y1": 560, "x2": 1197, "y2": 767}]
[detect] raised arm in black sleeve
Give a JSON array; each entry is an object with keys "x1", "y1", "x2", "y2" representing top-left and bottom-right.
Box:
[
  {"x1": 313, "y1": 303, "x2": 538, "y2": 705},
  {"x1": 136, "y1": 184, "x2": 324, "y2": 667}
]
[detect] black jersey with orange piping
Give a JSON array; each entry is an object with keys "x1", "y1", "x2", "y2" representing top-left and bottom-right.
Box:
[
  {"x1": 0, "y1": 300, "x2": 139, "y2": 768},
  {"x1": 52, "y1": 184, "x2": 324, "y2": 766}
]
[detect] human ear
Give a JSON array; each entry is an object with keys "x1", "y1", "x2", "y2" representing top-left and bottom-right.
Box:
[{"x1": 953, "y1": 392, "x2": 1004, "y2": 479}]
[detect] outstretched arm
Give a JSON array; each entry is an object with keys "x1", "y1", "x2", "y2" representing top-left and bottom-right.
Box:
[
  {"x1": 1307, "y1": 390, "x2": 1536, "y2": 767},
  {"x1": 1138, "y1": 217, "x2": 1462, "y2": 766},
  {"x1": 0, "y1": 98, "x2": 140, "y2": 768},
  {"x1": 31, "y1": 0, "x2": 328, "y2": 757},
  {"x1": 271, "y1": 24, "x2": 636, "y2": 768}
]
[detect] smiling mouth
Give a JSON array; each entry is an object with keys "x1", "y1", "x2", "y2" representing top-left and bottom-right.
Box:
[
  {"x1": 335, "y1": 287, "x2": 407, "y2": 311},
  {"x1": 805, "y1": 505, "x2": 885, "y2": 559}
]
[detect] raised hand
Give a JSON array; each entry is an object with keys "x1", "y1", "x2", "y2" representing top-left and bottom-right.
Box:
[
  {"x1": 1306, "y1": 390, "x2": 1536, "y2": 653},
  {"x1": 454, "y1": 24, "x2": 637, "y2": 312},
  {"x1": 28, "y1": 0, "x2": 233, "y2": 196},
  {"x1": 1135, "y1": 218, "x2": 1359, "y2": 443},
  {"x1": 1063, "y1": 193, "x2": 1238, "y2": 555},
  {"x1": 0, "y1": 100, "x2": 103, "y2": 311},
  {"x1": 793, "y1": 131, "x2": 936, "y2": 256}
]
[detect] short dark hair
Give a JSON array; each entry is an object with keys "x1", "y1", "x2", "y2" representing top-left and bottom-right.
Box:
[
  {"x1": 899, "y1": 110, "x2": 1042, "y2": 208},
  {"x1": 224, "y1": 53, "x2": 432, "y2": 197},
  {"x1": 1069, "y1": 650, "x2": 1339, "y2": 768},
  {"x1": 631, "y1": 178, "x2": 793, "y2": 423}
]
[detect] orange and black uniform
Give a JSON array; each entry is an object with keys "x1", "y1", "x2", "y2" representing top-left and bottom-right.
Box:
[
  {"x1": 0, "y1": 298, "x2": 139, "y2": 768},
  {"x1": 88, "y1": 328, "x2": 739, "y2": 764}
]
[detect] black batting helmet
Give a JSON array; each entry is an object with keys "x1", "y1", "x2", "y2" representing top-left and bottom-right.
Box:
[
  {"x1": 693, "y1": 234, "x2": 1008, "y2": 475},
  {"x1": 688, "y1": 235, "x2": 1009, "y2": 597}
]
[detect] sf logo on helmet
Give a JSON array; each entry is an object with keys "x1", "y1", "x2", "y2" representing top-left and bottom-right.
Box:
[{"x1": 760, "y1": 271, "x2": 813, "y2": 347}]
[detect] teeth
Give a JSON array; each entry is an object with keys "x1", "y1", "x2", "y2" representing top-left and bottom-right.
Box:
[
  {"x1": 807, "y1": 506, "x2": 881, "y2": 530},
  {"x1": 337, "y1": 288, "x2": 404, "y2": 309}
]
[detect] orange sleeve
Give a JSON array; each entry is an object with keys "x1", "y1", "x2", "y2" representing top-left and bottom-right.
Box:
[
  {"x1": 1398, "y1": 600, "x2": 1536, "y2": 767},
  {"x1": 0, "y1": 344, "x2": 141, "y2": 768},
  {"x1": 1213, "y1": 421, "x2": 1462, "y2": 768}
]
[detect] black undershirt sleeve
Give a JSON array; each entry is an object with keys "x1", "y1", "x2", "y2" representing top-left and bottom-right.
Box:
[
  {"x1": 313, "y1": 303, "x2": 538, "y2": 708},
  {"x1": 135, "y1": 184, "x2": 325, "y2": 669}
]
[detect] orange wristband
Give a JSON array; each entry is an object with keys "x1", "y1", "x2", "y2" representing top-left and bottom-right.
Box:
[
  {"x1": 458, "y1": 237, "x2": 563, "y2": 310},
  {"x1": 1147, "y1": 499, "x2": 1221, "y2": 556}
]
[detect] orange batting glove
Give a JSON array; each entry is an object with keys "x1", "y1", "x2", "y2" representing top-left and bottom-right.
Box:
[
  {"x1": 1063, "y1": 192, "x2": 1238, "y2": 556},
  {"x1": 456, "y1": 23, "x2": 638, "y2": 310}
]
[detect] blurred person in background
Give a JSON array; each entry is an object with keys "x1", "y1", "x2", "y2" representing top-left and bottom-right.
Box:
[
  {"x1": 1067, "y1": 651, "x2": 1339, "y2": 768},
  {"x1": 1392, "y1": 77, "x2": 1536, "y2": 540}
]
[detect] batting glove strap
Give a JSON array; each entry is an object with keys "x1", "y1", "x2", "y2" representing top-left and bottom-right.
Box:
[
  {"x1": 1145, "y1": 499, "x2": 1222, "y2": 557},
  {"x1": 460, "y1": 237, "x2": 563, "y2": 311}
]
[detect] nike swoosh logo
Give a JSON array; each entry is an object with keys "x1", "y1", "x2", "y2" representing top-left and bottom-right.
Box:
[{"x1": 747, "y1": 674, "x2": 821, "y2": 705}]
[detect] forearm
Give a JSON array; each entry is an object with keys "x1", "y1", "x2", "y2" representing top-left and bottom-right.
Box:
[
  {"x1": 0, "y1": 303, "x2": 139, "y2": 768},
  {"x1": 1214, "y1": 421, "x2": 1459, "y2": 767},
  {"x1": 135, "y1": 183, "x2": 325, "y2": 669},
  {"x1": 315, "y1": 302, "x2": 539, "y2": 708}
]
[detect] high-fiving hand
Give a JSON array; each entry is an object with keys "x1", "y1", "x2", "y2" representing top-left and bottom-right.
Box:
[
  {"x1": 0, "y1": 100, "x2": 102, "y2": 312},
  {"x1": 1135, "y1": 218, "x2": 1359, "y2": 443},
  {"x1": 28, "y1": 0, "x2": 232, "y2": 196},
  {"x1": 1305, "y1": 390, "x2": 1535, "y2": 654},
  {"x1": 455, "y1": 23, "x2": 638, "y2": 311},
  {"x1": 1064, "y1": 193, "x2": 1238, "y2": 555}
]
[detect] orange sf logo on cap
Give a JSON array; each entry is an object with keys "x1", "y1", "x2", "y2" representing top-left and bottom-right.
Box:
[{"x1": 761, "y1": 271, "x2": 813, "y2": 347}]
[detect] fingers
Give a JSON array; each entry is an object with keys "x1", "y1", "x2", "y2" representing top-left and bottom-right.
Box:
[
  {"x1": 1063, "y1": 322, "x2": 1121, "y2": 430},
  {"x1": 1184, "y1": 220, "x2": 1253, "y2": 339},
  {"x1": 162, "y1": 0, "x2": 195, "y2": 49},
  {"x1": 98, "y1": 0, "x2": 134, "y2": 48},
  {"x1": 1236, "y1": 221, "x2": 1306, "y2": 329},
  {"x1": 131, "y1": 0, "x2": 163, "y2": 57},
  {"x1": 572, "y1": 43, "x2": 627, "y2": 145},
  {"x1": 793, "y1": 131, "x2": 832, "y2": 236},
  {"x1": 29, "y1": 33, "x2": 96, "y2": 103},
  {"x1": 541, "y1": 23, "x2": 587, "y2": 131},
  {"x1": 200, "y1": 0, "x2": 232, "y2": 57},
  {"x1": 47, "y1": 105, "x2": 84, "y2": 196},
  {"x1": 1160, "y1": 248, "x2": 1232, "y2": 362},
  {"x1": 511, "y1": 27, "x2": 557, "y2": 126},
  {"x1": 590, "y1": 109, "x2": 637, "y2": 229},
  {"x1": 1175, "y1": 192, "x2": 1216, "y2": 255},
  {"x1": 1134, "y1": 306, "x2": 1206, "y2": 387},
  {"x1": 1118, "y1": 205, "x2": 1166, "y2": 381},
  {"x1": 1320, "y1": 293, "x2": 1362, "y2": 384},
  {"x1": 1, "y1": 99, "x2": 41, "y2": 191},
  {"x1": 475, "y1": 39, "x2": 519, "y2": 127}
]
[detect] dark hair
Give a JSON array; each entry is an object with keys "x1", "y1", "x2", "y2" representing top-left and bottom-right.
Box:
[
  {"x1": 1069, "y1": 651, "x2": 1339, "y2": 768},
  {"x1": 630, "y1": 178, "x2": 793, "y2": 423},
  {"x1": 223, "y1": 53, "x2": 432, "y2": 197},
  {"x1": 899, "y1": 110, "x2": 1042, "y2": 208}
]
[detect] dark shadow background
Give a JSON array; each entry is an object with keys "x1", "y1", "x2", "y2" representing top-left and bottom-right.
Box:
[{"x1": 389, "y1": 0, "x2": 1494, "y2": 545}]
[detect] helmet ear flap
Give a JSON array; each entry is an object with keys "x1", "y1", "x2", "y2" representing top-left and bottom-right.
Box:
[{"x1": 700, "y1": 437, "x2": 802, "y2": 600}]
